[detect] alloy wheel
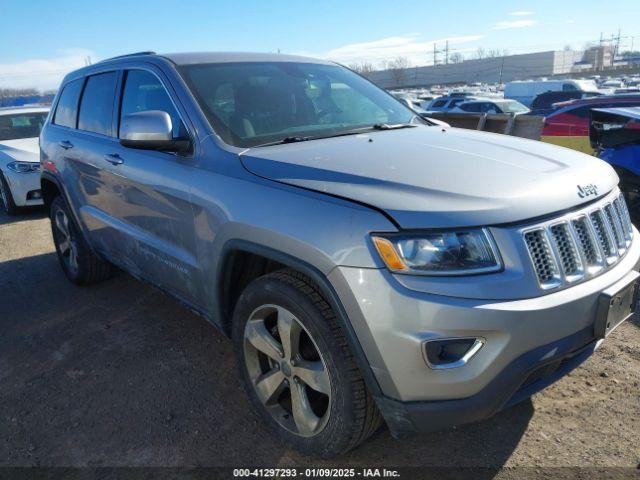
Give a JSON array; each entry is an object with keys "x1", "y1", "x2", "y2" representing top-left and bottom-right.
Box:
[
  {"x1": 243, "y1": 304, "x2": 331, "y2": 437},
  {"x1": 54, "y1": 208, "x2": 79, "y2": 274}
]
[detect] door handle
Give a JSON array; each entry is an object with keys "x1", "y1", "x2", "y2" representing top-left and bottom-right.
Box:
[
  {"x1": 58, "y1": 140, "x2": 74, "y2": 150},
  {"x1": 104, "y1": 153, "x2": 124, "y2": 165}
]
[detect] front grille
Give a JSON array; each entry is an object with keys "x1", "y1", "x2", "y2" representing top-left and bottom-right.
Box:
[{"x1": 524, "y1": 191, "x2": 633, "y2": 290}]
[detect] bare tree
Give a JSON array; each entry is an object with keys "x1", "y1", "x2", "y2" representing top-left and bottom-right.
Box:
[
  {"x1": 349, "y1": 61, "x2": 376, "y2": 78},
  {"x1": 475, "y1": 47, "x2": 486, "y2": 59},
  {"x1": 0, "y1": 88, "x2": 39, "y2": 99},
  {"x1": 449, "y1": 52, "x2": 464, "y2": 64},
  {"x1": 387, "y1": 57, "x2": 411, "y2": 87}
]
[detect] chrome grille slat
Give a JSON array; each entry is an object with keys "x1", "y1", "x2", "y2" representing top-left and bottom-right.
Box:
[
  {"x1": 524, "y1": 192, "x2": 633, "y2": 290},
  {"x1": 524, "y1": 229, "x2": 560, "y2": 289},
  {"x1": 618, "y1": 196, "x2": 633, "y2": 237},
  {"x1": 571, "y1": 216, "x2": 603, "y2": 268},
  {"x1": 548, "y1": 222, "x2": 583, "y2": 280},
  {"x1": 604, "y1": 203, "x2": 625, "y2": 250},
  {"x1": 613, "y1": 196, "x2": 633, "y2": 242},
  {"x1": 590, "y1": 209, "x2": 617, "y2": 261}
]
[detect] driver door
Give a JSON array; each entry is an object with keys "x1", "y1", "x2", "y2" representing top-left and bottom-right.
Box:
[{"x1": 105, "y1": 68, "x2": 200, "y2": 305}]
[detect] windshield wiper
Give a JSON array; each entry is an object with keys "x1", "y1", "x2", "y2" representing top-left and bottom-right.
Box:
[
  {"x1": 372, "y1": 123, "x2": 418, "y2": 130},
  {"x1": 254, "y1": 136, "x2": 311, "y2": 147},
  {"x1": 252, "y1": 123, "x2": 418, "y2": 147}
]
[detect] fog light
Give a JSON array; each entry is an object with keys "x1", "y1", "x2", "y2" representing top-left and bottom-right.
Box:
[
  {"x1": 27, "y1": 190, "x2": 42, "y2": 200},
  {"x1": 422, "y1": 337, "x2": 484, "y2": 369}
]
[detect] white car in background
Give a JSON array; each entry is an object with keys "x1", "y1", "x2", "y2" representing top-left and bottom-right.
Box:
[
  {"x1": 449, "y1": 99, "x2": 530, "y2": 115},
  {"x1": 0, "y1": 106, "x2": 49, "y2": 214}
]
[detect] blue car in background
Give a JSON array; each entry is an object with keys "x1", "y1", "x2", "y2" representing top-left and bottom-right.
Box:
[{"x1": 591, "y1": 107, "x2": 640, "y2": 223}]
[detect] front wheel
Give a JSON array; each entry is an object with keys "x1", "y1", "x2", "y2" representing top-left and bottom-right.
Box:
[{"x1": 232, "y1": 269, "x2": 383, "y2": 457}]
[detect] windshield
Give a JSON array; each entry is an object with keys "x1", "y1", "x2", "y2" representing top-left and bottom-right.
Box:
[
  {"x1": 575, "y1": 80, "x2": 599, "y2": 92},
  {"x1": 498, "y1": 101, "x2": 529, "y2": 113},
  {"x1": 0, "y1": 111, "x2": 48, "y2": 141},
  {"x1": 178, "y1": 62, "x2": 415, "y2": 147}
]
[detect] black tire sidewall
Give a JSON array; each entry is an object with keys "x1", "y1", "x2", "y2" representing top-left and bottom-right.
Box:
[
  {"x1": 50, "y1": 196, "x2": 88, "y2": 284},
  {"x1": 0, "y1": 171, "x2": 19, "y2": 215},
  {"x1": 232, "y1": 275, "x2": 361, "y2": 457}
]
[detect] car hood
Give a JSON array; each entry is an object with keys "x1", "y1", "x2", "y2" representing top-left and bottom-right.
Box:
[
  {"x1": 239, "y1": 126, "x2": 618, "y2": 229},
  {"x1": 0, "y1": 137, "x2": 40, "y2": 163}
]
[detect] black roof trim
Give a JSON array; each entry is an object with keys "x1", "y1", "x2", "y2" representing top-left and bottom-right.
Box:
[{"x1": 96, "y1": 51, "x2": 156, "y2": 63}]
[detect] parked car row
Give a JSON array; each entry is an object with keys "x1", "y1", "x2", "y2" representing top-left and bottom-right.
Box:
[
  {"x1": 540, "y1": 94, "x2": 640, "y2": 154},
  {"x1": 590, "y1": 106, "x2": 640, "y2": 223}
]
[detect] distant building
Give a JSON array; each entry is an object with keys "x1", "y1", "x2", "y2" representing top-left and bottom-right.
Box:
[
  {"x1": 581, "y1": 45, "x2": 614, "y2": 70},
  {"x1": 367, "y1": 50, "x2": 588, "y2": 88}
]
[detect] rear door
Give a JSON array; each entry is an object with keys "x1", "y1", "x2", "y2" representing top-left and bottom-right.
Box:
[
  {"x1": 67, "y1": 71, "x2": 125, "y2": 253},
  {"x1": 43, "y1": 78, "x2": 85, "y2": 213},
  {"x1": 105, "y1": 67, "x2": 200, "y2": 305}
]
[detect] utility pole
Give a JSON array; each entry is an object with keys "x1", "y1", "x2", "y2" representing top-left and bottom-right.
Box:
[
  {"x1": 499, "y1": 56, "x2": 505, "y2": 84},
  {"x1": 445, "y1": 41, "x2": 449, "y2": 65},
  {"x1": 433, "y1": 43, "x2": 437, "y2": 67},
  {"x1": 613, "y1": 28, "x2": 621, "y2": 61}
]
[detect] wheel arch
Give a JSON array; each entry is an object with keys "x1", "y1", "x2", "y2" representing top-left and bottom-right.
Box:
[
  {"x1": 216, "y1": 239, "x2": 383, "y2": 397},
  {"x1": 40, "y1": 173, "x2": 62, "y2": 210}
]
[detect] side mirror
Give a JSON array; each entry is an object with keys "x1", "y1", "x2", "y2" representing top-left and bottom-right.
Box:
[{"x1": 120, "y1": 110, "x2": 190, "y2": 153}]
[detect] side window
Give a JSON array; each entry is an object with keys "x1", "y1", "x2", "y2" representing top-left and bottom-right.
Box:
[
  {"x1": 562, "y1": 83, "x2": 577, "y2": 91},
  {"x1": 120, "y1": 70, "x2": 184, "y2": 138},
  {"x1": 78, "y1": 72, "x2": 118, "y2": 136},
  {"x1": 431, "y1": 99, "x2": 447, "y2": 108},
  {"x1": 460, "y1": 103, "x2": 479, "y2": 112},
  {"x1": 53, "y1": 78, "x2": 84, "y2": 128}
]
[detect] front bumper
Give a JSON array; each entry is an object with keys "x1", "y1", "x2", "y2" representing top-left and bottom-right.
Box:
[
  {"x1": 375, "y1": 326, "x2": 598, "y2": 438},
  {"x1": 328, "y1": 231, "x2": 640, "y2": 435},
  {"x1": 2, "y1": 168, "x2": 43, "y2": 207}
]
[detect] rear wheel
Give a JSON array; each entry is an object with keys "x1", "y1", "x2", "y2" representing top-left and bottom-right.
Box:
[
  {"x1": 232, "y1": 269, "x2": 383, "y2": 457},
  {"x1": 50, "y1": 196, "x2": 112, "y2": 285},
  {"x1": 0, "y1": 172, "x2": 19, "y2": 215}
]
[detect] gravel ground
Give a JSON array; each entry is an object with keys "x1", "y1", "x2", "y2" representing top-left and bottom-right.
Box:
[{"x1": 0, "y1": 208, "x2": 639, "y2": 477}]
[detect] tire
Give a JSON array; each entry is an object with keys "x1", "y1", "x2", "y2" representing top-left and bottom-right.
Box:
[
  {"x1": 0, "y1": 171, "x2": 19, "y2": 215},
  {"x1": 50, "y1": 195, "x2": 112, "y2": 285},
  {"x1": 232, "y1": 269, "x2": 383, "y2": 457}
]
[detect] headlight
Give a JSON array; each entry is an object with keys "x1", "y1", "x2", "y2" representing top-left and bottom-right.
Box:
[
  {"x1": 372, "y1": 229, "x2": 502, "y2": 275},
  {"x1": 7, "y1": 161, "x2": 40, "y2": 174}
]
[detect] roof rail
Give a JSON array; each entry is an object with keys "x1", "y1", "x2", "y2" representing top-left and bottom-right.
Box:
[{"x1": 97, "y1": 51, "x2": 156, "y2": 63}]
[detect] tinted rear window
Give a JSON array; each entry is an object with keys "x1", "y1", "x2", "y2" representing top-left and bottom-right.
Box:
[
  {"x1": 53, "y1": 79, "x2": 84, "y2": 128},
  {"x1": 460, "y1": 103, "x2": 480, "y2": 112},
  {"x1": 78, "y1": 72, "x2": 117, "y2": 136}
]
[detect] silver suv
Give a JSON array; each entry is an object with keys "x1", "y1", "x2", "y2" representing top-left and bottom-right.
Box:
[{"x1": 40, "y1": 52, "x2": 640, "y2": 457}]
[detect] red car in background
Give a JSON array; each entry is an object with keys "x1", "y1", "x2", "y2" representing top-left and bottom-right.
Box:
[{"x1": 540, "y1": 94, "x2": 640, "y2": 154}]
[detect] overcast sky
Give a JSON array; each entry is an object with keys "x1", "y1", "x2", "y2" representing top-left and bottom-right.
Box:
[{"x1": 1, "y1": 0, "x2": 638, "y2": 90}]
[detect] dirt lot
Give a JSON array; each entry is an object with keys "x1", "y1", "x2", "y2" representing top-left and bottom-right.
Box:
[{"x1": 0, "y1": 207, "x2": 639, "y2": 477}]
